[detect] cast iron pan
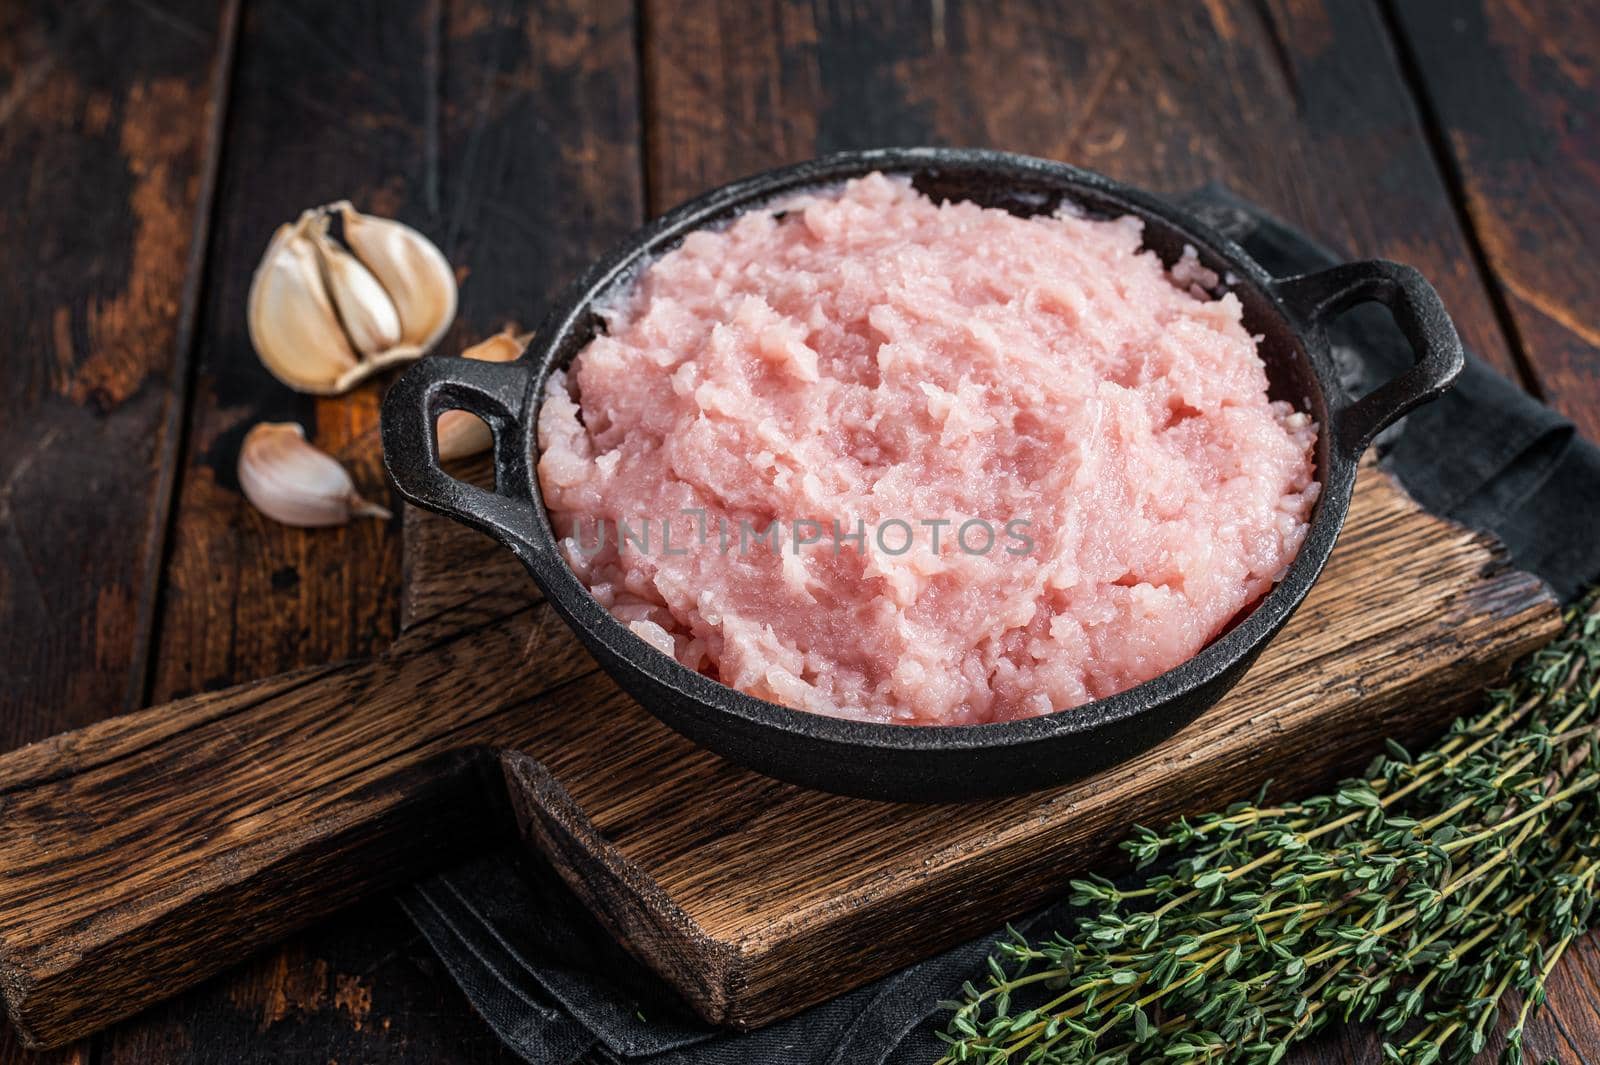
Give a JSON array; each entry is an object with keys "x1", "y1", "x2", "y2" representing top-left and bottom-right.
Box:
[{"x1": 380, "y1": 148, "x2": 1462, "y2": 802}]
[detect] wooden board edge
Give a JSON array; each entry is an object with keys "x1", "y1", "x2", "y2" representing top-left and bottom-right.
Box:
[
  {"x1": 0, "y1": 748, "x2": 507, "y2": 1049},
  {"x1": 0, "y1": 665, "x2": 341, "y2": 795},
  {"x1": 500, "y1": 750, "x2": 746, "y2": 1024}
]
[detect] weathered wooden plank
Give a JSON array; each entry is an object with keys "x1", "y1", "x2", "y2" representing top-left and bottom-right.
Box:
[
  {"x1": 0, "y1": 1, "x2": 235, "y2": 1060},
  {"x1": 1389, "y1": 3, "x2": 1600, "y2": 1059},
  {"x1": 112, "y1": 0, "x2": 644, "y2": 1060},
  {"x1": 0, "y1": 600, "x2": 550, "y2": 1045},
  {"x1": 148, "y1": 0, "x2": 645, "y2": 692},
  {"x1": 1389, "y1": 0, "x2": 1600, "y2": 436},
  {"x1": 95, "y1": 906, "x2": 527, "y2": 1065},
  {"x1": 0, "y1": 0, "x2": 233, "y2": 735},
  {"x1": 147, "y1": 0, "x2": 424, "y2": 706}
]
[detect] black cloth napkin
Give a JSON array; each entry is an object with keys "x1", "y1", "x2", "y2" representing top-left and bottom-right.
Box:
[{"x1": 399, "y1": 187, "x2": 1600, "y2": 1064}]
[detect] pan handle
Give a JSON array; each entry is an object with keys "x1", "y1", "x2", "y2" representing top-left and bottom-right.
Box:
[
  {"x1": 1274, "y1": 260, "x2": 1463, "y2": 459},
  {"x1": 381, "y1": 353, "x2": 547, "y2": 561}
]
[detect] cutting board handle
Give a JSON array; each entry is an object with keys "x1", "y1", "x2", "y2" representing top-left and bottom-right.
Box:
[{"x1": 0, "y1": 614, "x2": 538, "y2": 1048}]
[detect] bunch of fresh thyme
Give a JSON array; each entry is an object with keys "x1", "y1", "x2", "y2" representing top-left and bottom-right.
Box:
[{"x1": 939, "y1": 593, "x2": 1600, "y2": 1065}]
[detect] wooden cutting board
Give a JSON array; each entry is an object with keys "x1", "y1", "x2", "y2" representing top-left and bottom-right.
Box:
[{"x1": 0, "y1": 462, "x2": 1560, "y2": 1048}]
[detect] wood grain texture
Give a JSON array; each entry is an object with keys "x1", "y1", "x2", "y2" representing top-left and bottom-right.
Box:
[
  {"x1": 0, "y1": 0, "x2": 231, "y2": 738},
  {"x1": 1389, "y1": 0, "x2": 1600, "y2": 439},
  {"x1": 0, "y1": 2, "x2": 235, "y2": 1061},
  {"x1": 0, "y1": 467, "x2": 1557, "y2": 1047},
  {"x1": 110, "y1": 0, "x2": 642, "y2": 1061},
  {"x1": 1386, "y1": 4, "x2": 1600, "y2": 1060},
  {"x1": 148, "y1": 0, "x2": 643, "y2": 692},
  {"x1": 146, "y1": 0, "x2": 424, "y2": 707},
  {"x1": 0, "y1": 591, "x2": 567, "y2": 1047},
  {"x1": 94, "y1": 905, "x2": 524, "y2": 1065}
]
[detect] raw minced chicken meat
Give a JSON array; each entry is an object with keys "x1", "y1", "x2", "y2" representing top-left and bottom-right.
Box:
[{"x1": 537, "y1": 173, "x2": 1319, "y2": 725}]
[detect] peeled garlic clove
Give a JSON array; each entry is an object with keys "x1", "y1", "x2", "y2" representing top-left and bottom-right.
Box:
[
  {"x1": 336, "y1": 202, "x2": 457, "y2": 354},
  {"x1": 437, "y1": 330, "x2": 531, "y2": 461},
  {"x1": 238, "y1": 422, "x2": 392, "y2": 527},
  {"x1": 247, "y1": 223, "x2": 361, "y2": 394},
  {"x1": 310, "y1": 219, "x2": 402, "y2": 357}
]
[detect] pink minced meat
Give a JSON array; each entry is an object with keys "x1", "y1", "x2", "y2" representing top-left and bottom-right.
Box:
[{"x1": 537, "y1": 174, "x2": 1319, "y2": 725}]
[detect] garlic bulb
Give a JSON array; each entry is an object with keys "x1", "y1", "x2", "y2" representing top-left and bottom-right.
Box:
[
  {"x1": 238, "y1": 422, "x2": 392, "y2": 527},
  {"x1": 247, "y1": 204, "x2": 457, "y2": 394},
  {"x1": 437, "y1": 330, "x2": 531, "y2": 461}
]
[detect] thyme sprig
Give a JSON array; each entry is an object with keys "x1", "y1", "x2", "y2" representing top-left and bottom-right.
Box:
[{"x1": 939, "y1": 593, "x2": 1600, "y2": 1065}]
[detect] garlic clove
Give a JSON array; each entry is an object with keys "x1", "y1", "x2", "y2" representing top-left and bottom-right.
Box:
[
  {"x1": 336, "y1": 202, "x2": 458, "y2": 355},
  {"x1": 238, "y1": 422, "x2": 392, "y2": 527},
  {"x1": 310, "y1": 218, "x2": 403, "y2": 357},
  {"x1": 459, "y1": 329, "x2": 530, "y2": 364},
  {"x1": 247, "y1": 222, "x2": 362, "y2": 394},
  {"x1": 436, "y1": 330, "x2": 531, "y2": 461}
]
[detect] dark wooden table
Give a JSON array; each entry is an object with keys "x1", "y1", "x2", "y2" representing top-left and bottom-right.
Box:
[{"x1": 2, "y1": 1, "x2": 1596, "y2": 1062}]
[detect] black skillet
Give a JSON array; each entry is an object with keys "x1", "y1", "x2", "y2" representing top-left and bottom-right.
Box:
[{"x1": 380, "y1": 148, "x2": 1462, "y2": 802}]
